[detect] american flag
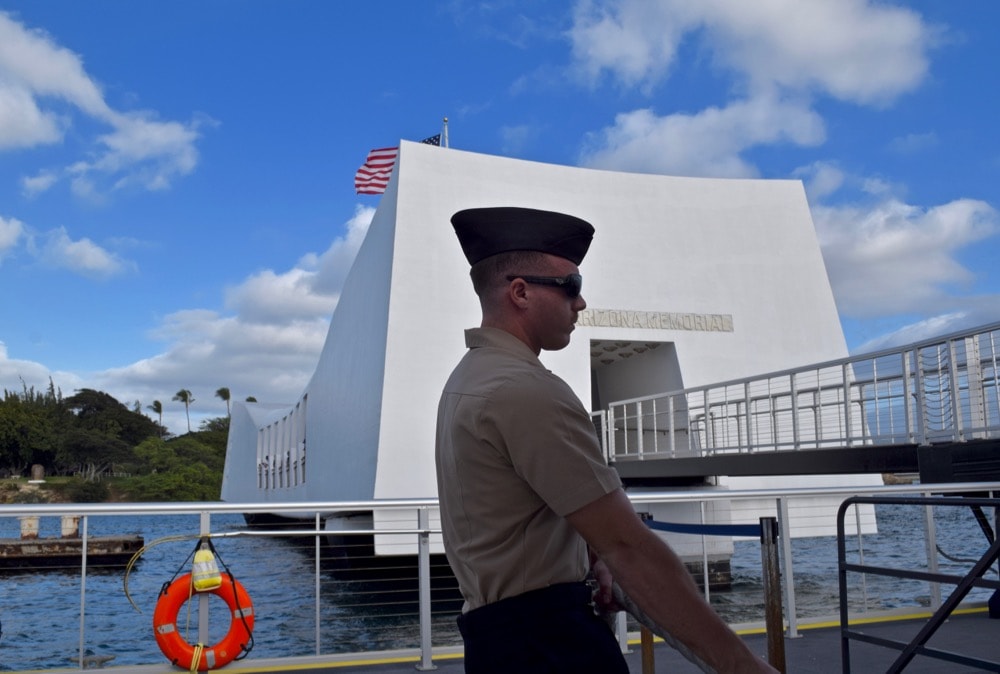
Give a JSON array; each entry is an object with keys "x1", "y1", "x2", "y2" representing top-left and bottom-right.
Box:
[{"x1": 354, "y1": 135, "x2": 441, "y2": 195}]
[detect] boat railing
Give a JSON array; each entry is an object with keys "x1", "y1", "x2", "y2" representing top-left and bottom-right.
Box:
[
  {"x1": 1, "y1": 482, "x2": 999, "y2": 670},
  {"x1": 837, "y1": 494, "x2": 1000, "y2": 673},
  {"x1": 603, "y1": 321, "x2": 1000, "y2": 461}
]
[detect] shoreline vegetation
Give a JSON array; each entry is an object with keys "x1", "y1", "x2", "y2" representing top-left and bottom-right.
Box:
[{"x1": 1, "y1": 383, "x2": 228, "y2": 503}]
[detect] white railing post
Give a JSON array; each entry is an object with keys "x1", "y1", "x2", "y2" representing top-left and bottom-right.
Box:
[
  {"x1": 790, "y1": 373, "x2": 800, "y2": 450},
  {"x1": 199, "y1": 512, "x2": 211, "y2": 647},
  {"x1": 416, "y1": 508, "x2": 436, "y2": 671},
  {"x1": 744, "y1": 381, "x2": 753, "y2": 453},
  {"x1": 604, "y1": 407, "x2": 618, "y2": 463},
  {"x1": 315, "y1": 512, "x2": 322, "y2": 655},
  {"x1": 777, "y1": 498, "x2": 798, "y2": 638},
  {"x1": 947, "y1": 338, "x2": 965, "y2": 442},
  {"x1": 667, "y1": 396, "x2": 677, "y2": 456},
  {"x1": 914, "y1": 347, "x2": 928, "y2": 445},
  {"x1": 965, "y1": 336, "x2": 987, "y2": 438},
  {"x1": 636, "y1": 401, "x2": 645, "y2": 459},
  {"x1": 902, "y1": 350, "x2": 915, "y2": 443},
  {"x1": 78, "y1": 515, "x2": 89, "y2": 669},
  {"x1": 842, "y1": 363, "x2": 853, "y2": 447},
  {"x1": 922, "y1": 497, "x2": 942, "y2": 610}
]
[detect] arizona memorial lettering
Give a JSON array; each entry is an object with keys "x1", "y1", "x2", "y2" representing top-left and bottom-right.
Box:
[{"x1": 578, "y1": 309, "x2": 734, "y2": 333}]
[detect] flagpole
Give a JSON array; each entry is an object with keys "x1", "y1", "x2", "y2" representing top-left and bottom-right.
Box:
[{"x1": 442, "y1": 117, "x2": 449, "y2": 148}]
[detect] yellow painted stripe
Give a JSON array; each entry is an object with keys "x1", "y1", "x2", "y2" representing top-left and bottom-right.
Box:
[
  {"x1": 213, "y1": 607, "x2": 995, "y2": 672},
  {"x1": 221, "y1": 652, "x2": 466, "y2": 672},
  {"x1": 627, "y1": 606, "x2": 989, "y2": 645}
]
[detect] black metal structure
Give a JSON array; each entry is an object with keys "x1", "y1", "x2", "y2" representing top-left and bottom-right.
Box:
[{"x1": 836, "y1": 494, "x2": 1000, "y2": 673}]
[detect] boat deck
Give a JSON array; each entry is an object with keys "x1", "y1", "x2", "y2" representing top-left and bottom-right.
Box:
[{"x1": 42, "y1": 608, "x2": 998, "y2": 674}]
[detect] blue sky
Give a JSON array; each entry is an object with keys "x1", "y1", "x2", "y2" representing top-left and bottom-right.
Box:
[{"x1": 1, "y1": 1, "x2": 998, "y2": 434}]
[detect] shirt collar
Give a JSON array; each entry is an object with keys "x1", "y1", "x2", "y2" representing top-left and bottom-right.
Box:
[{"x1": 464, "y1": 327, "x2": 544, "y2": 367}]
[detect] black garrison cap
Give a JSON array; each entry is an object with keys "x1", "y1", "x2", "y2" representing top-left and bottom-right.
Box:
[{"x1": 450, "y1": 207, "x2": 594, "y2": 266}]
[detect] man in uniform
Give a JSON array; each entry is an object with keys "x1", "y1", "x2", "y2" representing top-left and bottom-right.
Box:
[{"x1": 435, "y1": 206, "x2": 776, "y2": 673}]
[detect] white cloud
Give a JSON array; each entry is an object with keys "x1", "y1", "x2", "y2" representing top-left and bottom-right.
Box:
[
  {"x1": 813, "y1": 197, "x2": 999, "y2": 318},
  {"x1": 569, "y1": 0, "x2": 690, "y2": 92},
  {"x1": 795, "y1": 161, "x2": 845, "y2": 203},
  {"x1": 0, "y1": 11, "x2": 205, "y2": 197},
  {"x1": 692, "y1": 0, "x2": 933, "y2": 104},
  {"x1": 0, "y1": 11, "x2": 112, "y2": 118},
  {"x1": 34, "y1": 226, "x2": 131, "y2": 278},
  {"x1": 0, "y1": 341, "x2": 82, "y2": 396},
  {"x1": 5, "y1": 207, "x2": 376, "y2": 434},
  {"x1": 569, "y1": 1, "x2": 936, "y2": 179},
  {"x1": 225, "y1": 268, "x2": 338, "y2": 325},
  {"x1": 500, "y1": 124, "x2": 538, "y2": 156},
  {"x1": 75, "y1": 112, "x2": 208, "y2": 193},
  {"x1": 887, "y1": 132, "x2": 939, "y2": 155},
  {"x1": 568, "y1": 0, "x2": 934, "y2": 104},
  {"x1": 226, "y1": 205, "x2": 375, "y2": 324},
  {"x1": 305, "y1": 204, "x2": 375, "y2": 295},
  {"x1": 0, "y1": 81, "x2": 65, "y2": 149},
  {"x1": 580, "y1": 95, "x2": 824, "y2": 177},
  {"x1": 20, "y1": 170, "x2": 58, "y2": 197},
  {"x1": 851, "y1": 311, "x2": 1000, "y2": 354},
  {"x1": 0, "y1": 215, "x2": 24, "y2": 258}
]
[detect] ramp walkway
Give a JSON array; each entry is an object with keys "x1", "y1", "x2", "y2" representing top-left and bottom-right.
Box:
[{"x1": 600, "y1": 322, "x2": 1000, "y2": 486}]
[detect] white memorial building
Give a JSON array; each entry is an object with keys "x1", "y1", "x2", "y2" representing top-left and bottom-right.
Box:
[{"x1": 221, "y1": 140, "x2": 880, "y2": 556}]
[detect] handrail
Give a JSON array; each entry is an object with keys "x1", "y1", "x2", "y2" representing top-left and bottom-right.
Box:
[
  {"x1": 5, "y1": 481, "x2": 1000, "y2": 518},
  {"x1": 836, "y1": 494, "x2": 1000, "y2": 673},
  {"x1": 6, "y1": 481, "x2": 1000, "y2": 517},
  {"x1": 4, "y1": 482, "x2": 1000, "y2": 670},
  {"x1": 605, "y1": 321, "x2": 1000, "y2": 461}
]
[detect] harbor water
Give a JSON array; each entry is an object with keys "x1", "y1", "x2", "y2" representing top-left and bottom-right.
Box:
[{"x1": 0, "y1": 502, "x2": 996, "y2": 670}]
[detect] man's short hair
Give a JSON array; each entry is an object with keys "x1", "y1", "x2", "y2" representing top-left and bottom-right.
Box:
[{"x1": 470, "y1": 250, "x2": 549, "y2": 297}]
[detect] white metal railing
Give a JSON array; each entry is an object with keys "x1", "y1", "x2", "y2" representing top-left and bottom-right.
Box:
[
  {"x1": 603, "y1": 321, "x2": 1000, "y2": 462},
  {"x1": 1, "y1": 483, "x2": 999, "y2": 671}
]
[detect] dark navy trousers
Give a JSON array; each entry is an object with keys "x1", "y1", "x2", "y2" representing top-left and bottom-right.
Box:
[{"x1": 457, "y1": 582, "x2": 629, "y2": 674}]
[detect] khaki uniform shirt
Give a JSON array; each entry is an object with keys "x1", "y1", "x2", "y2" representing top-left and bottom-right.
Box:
[{"x1": 436, "y1": 327, "x2": 622, "y2": 611}]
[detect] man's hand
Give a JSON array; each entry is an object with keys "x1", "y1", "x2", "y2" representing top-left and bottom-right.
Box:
[{"x1": 589, "y1": 557, "x2": 624, "y2": 613}]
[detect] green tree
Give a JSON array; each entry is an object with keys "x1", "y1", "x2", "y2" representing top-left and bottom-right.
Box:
[
  {"x1": 173, "y1": 389, "x2": 195, "y2": 433},
  {"x1": 125, "y1": 463, "x2": 221, "y2": 501},
  {"x1": 147, "y1": 400, "x2": 163, "y2": 435},
  {"x1": 126, "y1": 433, "x2": 224, "y2": 500},
  {"x1": 64, "y1": 389, "x2": 160, "y2": 447},
  {"x1": 57, "y1": 428, "x2": 132, "y2": 479},
  {"x1": 0, "y1": 398, "x2": 59, "y2": 474},
  {"x1": 0, "y1": 383, "x2": 67, "y2": 475},
  {"x1": 245, "y1": 396, "x2": 257, "y2": 403},
  {"x1": 215, "y1": 387, "x2": 231, "y2": 417},
  {"x1": 132, "y1": 437, "x2": 176, "y2": 473}
]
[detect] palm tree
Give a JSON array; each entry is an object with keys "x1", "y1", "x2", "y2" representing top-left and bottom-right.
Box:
[
  {"x1": 172, "y1": 389, "x2": 195, "y2": 433},
  {"x1": 215, "y1": 387, "x2": 231, "y2": 417},
  {"x1": 147, "y1": 400, "x2": 163, "y2": 434}
]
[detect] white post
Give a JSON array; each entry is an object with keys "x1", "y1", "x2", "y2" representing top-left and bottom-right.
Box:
[
  {"x1": 200, "y1": 512, "x2": 211, "y2": 649},
  {"x1": 78, "y1": 515, "x2": 89, "y2": 668},
  {"x1": 442, "y1": 117, "x2": 449, "y2": 148},
  {"x1": 416, "y1": 508, "x2": 436, "y2": 671},
  {"x1": 778, "y1": 498, "x2": 799, "y2": 637}
]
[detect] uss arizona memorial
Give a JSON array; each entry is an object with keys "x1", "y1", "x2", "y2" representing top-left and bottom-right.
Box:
[{"x1": 221, "y1": 140, "x2": 882, "y2": 557}]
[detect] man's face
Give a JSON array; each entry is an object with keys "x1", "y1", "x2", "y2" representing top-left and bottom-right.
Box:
[{"x1": 520, "y1": 254, "x2": 587, "y2": 352}]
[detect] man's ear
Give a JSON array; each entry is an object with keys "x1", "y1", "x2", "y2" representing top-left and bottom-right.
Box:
[{"x1": 507, "y1": 277, "x2": 530, "y2": 309}]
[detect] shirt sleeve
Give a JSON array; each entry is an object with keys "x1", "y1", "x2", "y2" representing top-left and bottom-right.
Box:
[{"x1": 485, "y1": 368, "x2": 622, "y2": 517}]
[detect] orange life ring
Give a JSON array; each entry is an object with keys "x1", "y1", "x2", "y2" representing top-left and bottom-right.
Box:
[{"x1": 153, "y1": 572, "x2": 254, "y2": 670}]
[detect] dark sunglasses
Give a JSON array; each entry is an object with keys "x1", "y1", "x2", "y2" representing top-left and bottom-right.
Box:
[{"x1": 506, "y1": 273, "x2": 583, "y2": 298}]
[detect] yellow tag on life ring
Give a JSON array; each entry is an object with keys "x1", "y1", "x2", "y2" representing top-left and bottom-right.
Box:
[{"x1": 192, "y1": 548, "x2": 222, "y2": 591}]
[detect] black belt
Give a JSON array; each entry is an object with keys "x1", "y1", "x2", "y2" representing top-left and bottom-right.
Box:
[{"x1": 458, "y1": 582, "x2": 594, "y2": 636}]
